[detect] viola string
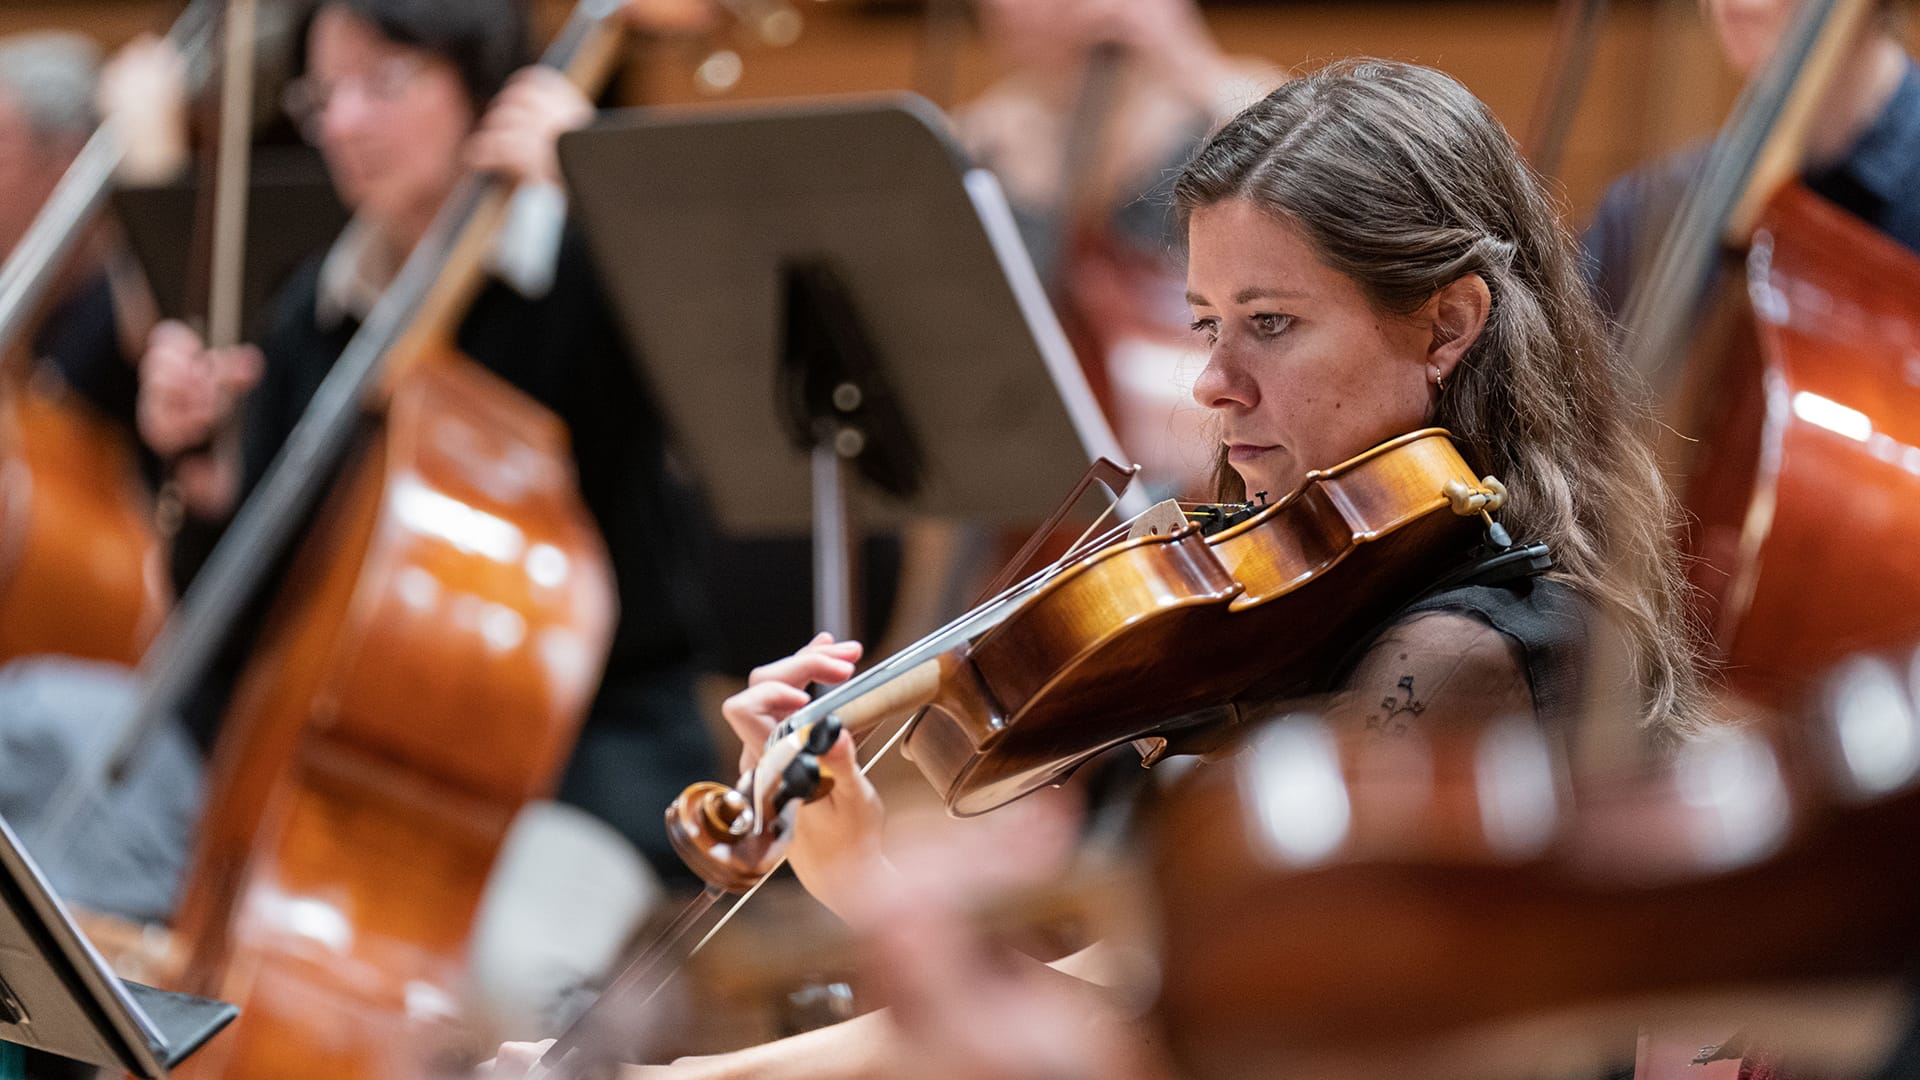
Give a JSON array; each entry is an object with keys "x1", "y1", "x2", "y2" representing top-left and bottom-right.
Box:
[
  {"x1": 679, "y1": 712, "x2": 919, "y2": 997},
  {"x1": 538, "y1": 883, "x2": 728, "y2": 1076}
]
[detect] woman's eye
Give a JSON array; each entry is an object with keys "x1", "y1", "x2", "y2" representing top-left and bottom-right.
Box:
[
  {"x1": 1251, "y1": 313, "x2": 1294, "y2": 337},
  {"x1": 1189, "y1": 318, "x2": 1220, "y2": 344}
]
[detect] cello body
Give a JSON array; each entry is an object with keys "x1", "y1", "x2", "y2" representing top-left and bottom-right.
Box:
[
  {"x1": 1679, "y1": 183, "x2": 1920, "y2": 707},
  {"x1": 171, "y1": 354, "x2": 613, "y2": 1078},
  {"x1": 0, "y1": 370, "x2": 167, "y2": 665}
]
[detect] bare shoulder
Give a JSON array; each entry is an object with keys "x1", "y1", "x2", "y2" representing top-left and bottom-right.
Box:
[{"x1": 1325, "y1": 611, "x2": 1534, "y2": 736}]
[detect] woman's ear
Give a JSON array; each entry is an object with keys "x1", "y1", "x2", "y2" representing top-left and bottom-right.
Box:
[{"x1": 1424, "y1": 273, "x2": 1491, "y2": 385}]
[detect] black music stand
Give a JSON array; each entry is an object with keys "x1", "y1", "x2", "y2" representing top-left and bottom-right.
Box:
[
  {"x1": 0, "y1": 815, "x2": 235, "y2": 1077},
  {"x1": 112, "y1": 145, "x2": 349, "y2": 337},
  {"x1": 557, "y1": 94, "x2": 1138, "y2": 638}
]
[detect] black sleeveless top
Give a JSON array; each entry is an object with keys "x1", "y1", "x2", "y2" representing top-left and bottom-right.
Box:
[{"x1": 1329, "y1": 572, "x2": 1594, "y2": 730}]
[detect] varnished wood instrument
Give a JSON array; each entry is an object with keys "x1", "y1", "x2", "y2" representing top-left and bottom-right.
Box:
[
  {"x1": 1607, "y1": 0, "x2": 1920, "y2": 709},
  {"x1": 1151, "y1": 649, "x2": 1920, "y2": 1078},
  {"x1": 531, "y1": 430, "x2": 1510, "y2": 1078},
  {"x1": 131, "y1": 5, "x2": 633, "y2": 1077},
  {"x1": 0, "y1": 1, "x2": 223, "y2": 665}
]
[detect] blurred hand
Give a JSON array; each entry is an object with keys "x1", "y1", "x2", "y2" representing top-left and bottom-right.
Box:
[
  {"x1": 720, "y1": 633, "x2": 890, "y2": 921},
  {"x1": 465, "y1": 68, "x2": 595, "y2": 188},
  {"x1": 618, "y1": 0, "x2": 723, "y2": 36},
  {"x1": 473, "y1": 1040, "x2": 552, "y2": 1078},
  {"x1": 846, "y1": 811, "x2": 1174, "y2": 1080},
  {"x1": 137, "y1": 321, "x2": 260, "y2": 458},
  {"x1": 137, "y1": 321, "x2": 261, "y2": 519},
  {"x1": 99, "y1": 34, "x2": 190, "y2": 184}
]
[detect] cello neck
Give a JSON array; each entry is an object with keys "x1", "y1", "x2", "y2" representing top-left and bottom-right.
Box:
[
  {"x1": 0, "y1": 0, "x2": 221, "y2": 363},
  {"x1": 378, "y1": 0, "x2": 632, "y2": 390},
  {"x1": 1617, "y1": 0, "x2": 1876, "y2": 400}
]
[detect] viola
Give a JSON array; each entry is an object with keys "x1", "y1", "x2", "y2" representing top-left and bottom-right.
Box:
[{"x1": 666, "y1": 428, "x2": 1506, "y2": 888}]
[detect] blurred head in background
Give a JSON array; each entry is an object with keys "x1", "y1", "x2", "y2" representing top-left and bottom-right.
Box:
[
  {"x1": 287, "y1": 0, "x2": 527, "y2": 240},
  {"x1": 0, "y1": 32, "x2": 99, "y2": 260}
]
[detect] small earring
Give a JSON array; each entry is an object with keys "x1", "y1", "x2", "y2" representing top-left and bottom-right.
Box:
[{"x1": 1431, "y1": 367, "x2": 1446, "y2": 393}]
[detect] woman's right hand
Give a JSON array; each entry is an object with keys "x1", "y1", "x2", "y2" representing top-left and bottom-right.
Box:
[
  {"x1": 136, "y1": 320, "x2": 262, "y2": 518},
  {"x1": 719, "y1": 633, "x2": 896, "y2": 922}
]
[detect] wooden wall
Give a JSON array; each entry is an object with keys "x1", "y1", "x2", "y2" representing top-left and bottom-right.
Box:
[{"x1": 2, "y1": 0, "x2": 1746, "y2": 221}]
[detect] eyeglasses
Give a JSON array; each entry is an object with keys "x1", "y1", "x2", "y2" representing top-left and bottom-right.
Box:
[{"x1": 282, "y1": 54, "x2": 430, "y2": 140}]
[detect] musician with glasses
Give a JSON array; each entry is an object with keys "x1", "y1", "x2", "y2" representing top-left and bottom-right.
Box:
[{"x1": 135, "y1": 0, "x2": 728, "y2": 893}]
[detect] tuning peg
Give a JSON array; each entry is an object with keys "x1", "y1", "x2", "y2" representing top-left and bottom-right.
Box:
[
  {"x1": 776, "y1": 753, "x2": 824, "y2": 808},
  {"x1": 807, "y1": 715, "x2": 843, "y2": 756}
]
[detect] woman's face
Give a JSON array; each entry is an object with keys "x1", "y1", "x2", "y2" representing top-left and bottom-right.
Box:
[
  {"x1": 1185, "y1": 198, "x2": 1440, "y2": 500},
  {"x1": 304, "y1": 5, "x2": 474, "y2": 233}
]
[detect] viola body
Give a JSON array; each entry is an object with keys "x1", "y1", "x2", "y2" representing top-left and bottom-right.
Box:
[
  {"x1": 904, "y1": 430, "x2": 1487, "y2": 815},
  {"x1": 0, "y1": 372, "x2": 168, "y2": 664},
  {"x1": 171, "y1": 355, "x2": 613, "y2": 1078},
  {"x1": 1680, "y1": 184, "x2": 1920, "y2": 707}
]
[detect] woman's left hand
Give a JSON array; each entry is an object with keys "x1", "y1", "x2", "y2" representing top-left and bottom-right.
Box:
[{"x1": 465, "y1": 67, "x2": 595, "y2": 188}]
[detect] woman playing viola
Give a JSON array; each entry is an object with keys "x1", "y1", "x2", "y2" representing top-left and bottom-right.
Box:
[{"x1": 486, "y1": 58, "x2": 1709, "y2": 1079}]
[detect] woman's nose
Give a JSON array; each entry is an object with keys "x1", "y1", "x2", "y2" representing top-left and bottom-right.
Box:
[{"x1": 1192, "y1": 345, "x2": 1256, "y2": 411}]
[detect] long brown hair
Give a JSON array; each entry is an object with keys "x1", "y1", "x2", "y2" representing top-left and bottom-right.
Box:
[{"x1": 1174, "y1": 59, "x2": 1708, "y2": 742}]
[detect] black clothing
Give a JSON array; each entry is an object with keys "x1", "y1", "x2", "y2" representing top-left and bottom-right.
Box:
[
  {"x1": 174, "y1": 226, "x2": 718, "y2": 883},
  {"x1": 1391, "y1": 575, "x2": 1592, "y2": 728},
  {"x1": 1583, "y1": 58, "x2": 1920, "y2": 320},
  {"x1": 1324, "y1": 568, "x2": 1593, "y2": 731},
  {"x1": 33, "y1": 271, "x2": 141, "y2": 434}
]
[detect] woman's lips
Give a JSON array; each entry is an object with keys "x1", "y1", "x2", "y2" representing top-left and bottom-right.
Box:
[{"x1": 1226, "y1": 443, "x2": 1279, "y2": 463}]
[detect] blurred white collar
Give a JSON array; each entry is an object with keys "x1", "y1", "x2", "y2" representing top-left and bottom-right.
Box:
[{"x1": 316, "y1": 182, "x2": 568, "y2": 328}]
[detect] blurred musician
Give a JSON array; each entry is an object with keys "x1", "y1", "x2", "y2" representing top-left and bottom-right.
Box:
[
  {"x1": 135, "y1": 0, "x2": 725, "y2": 892},
  {"x1": 0, "y1": 31, "x2": 175, "y2": 457},
  {"x1": 1583, "y1": 0, "x2": 1919, "y2": 319},
  {"x1": 957, "y1": 0, "x2": 1275, "y2": 497},
  {"x1": 0, "y1": 32, "x2": 199, "y2": 926}
]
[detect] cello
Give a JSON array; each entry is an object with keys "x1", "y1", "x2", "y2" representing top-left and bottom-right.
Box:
[
  {"x1": 130, "y1": 5, "x2": 632, "y2": 1077},
  {"x1": 0, "y1": 4, "x2": 222, "y2": 664}
]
